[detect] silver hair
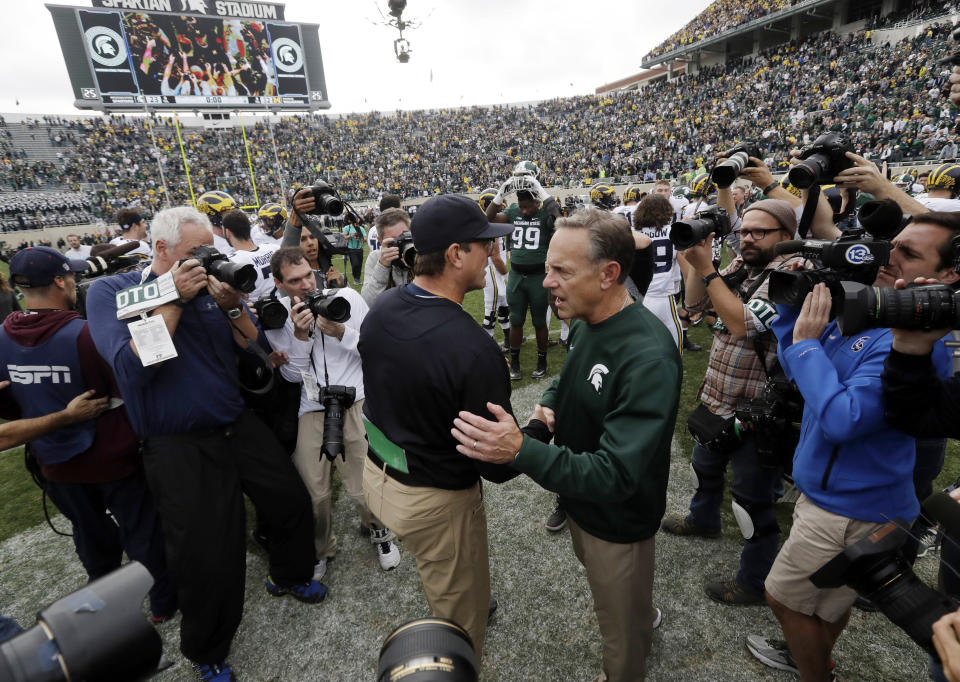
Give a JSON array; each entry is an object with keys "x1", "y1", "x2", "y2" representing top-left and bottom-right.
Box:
[{"x1": 150, "y1": 206, "x2": 212, "y2": 250}]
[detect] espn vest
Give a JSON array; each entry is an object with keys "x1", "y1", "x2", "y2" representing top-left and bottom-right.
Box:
[{"x1": 0, "y1": 318, "x2": 95, "y2": 465}]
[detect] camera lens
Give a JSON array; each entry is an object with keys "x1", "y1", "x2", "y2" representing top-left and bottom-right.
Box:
[
  {"x1": 712, "y1": 151, "x2": 749, "y2": 189},
  {"x1": 318, "y1": 194, "x2": 344, "y2": 216},
  {"x1": 787, "y1": 159, "x2": 823, "y2": 190},
  {"x1": 377, "y1": 618, "x2": 478, "y2": 682},
  {"x1": 208, "y1": 259, "x2": 257, "y2": 294}
]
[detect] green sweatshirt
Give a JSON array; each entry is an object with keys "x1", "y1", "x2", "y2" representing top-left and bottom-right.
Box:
[{"x1": 513, "y1": 301, "x2": 682, "y2": 543}]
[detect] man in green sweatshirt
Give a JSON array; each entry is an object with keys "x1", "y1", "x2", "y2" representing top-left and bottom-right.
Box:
[{"x1": 452, "y1": 207, "x2": 682, "y2": 682}]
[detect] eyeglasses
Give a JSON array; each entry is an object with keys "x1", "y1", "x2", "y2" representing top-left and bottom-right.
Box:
[{"x1": 738, "y1": 228, "x2": 782, "y2": 240}]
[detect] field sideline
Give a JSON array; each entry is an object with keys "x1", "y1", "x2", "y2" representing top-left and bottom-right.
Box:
[{"x1": 0, "y1": 249, "x2": 955, "y2": 680}]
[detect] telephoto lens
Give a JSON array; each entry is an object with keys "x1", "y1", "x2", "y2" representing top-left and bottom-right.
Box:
[
  {"x1": 787, "y1": 133, "x2": 853, "y2": 190},
  {"x1": 836, "y1": 281, "x2": 960, "y2": 336},
  {"x1": 187, "y1": 244, "x2": 257, "y2": 294},
  {"x1": 319, "y1": 385, "x2": 355, "y2": 462},
  {"x1": 377, "y1": 618, "x2": 479, "y2": 682},
  {"x1": 308, "y1": 180, "x2": 345, "y2": 216},
  {"x1": 711, "y1": 143, "x2": 759, "y2": 189},
  {"x1": 252, "y1": 292, "x2": 289, "y2": 330},
  {"x1": 392, "y1": 230, "x2": 418, "y2": 269}
]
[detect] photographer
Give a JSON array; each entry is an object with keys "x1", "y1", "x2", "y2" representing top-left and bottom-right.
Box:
[
  {"x1": 361, "y1": 208, "x2": 413, "y2": 306},
  {"x1": 281, "y1": 187, "x2": 347, "y2": 287},
  {"x1": 747, "y1": 215, "x2": 957, "y2": 679},
  {"x1": 264, "y1": 247, "x2": 400, "y2": 580},
  {"x1": 831, "y1": 151, "x2": 928, "y2": 216},
  {"x1": 85, "y1": 207, "x2": 323, "y2": 681},
  {"x1": 342, "y1": 213, "x2": 367, "y2": 286},
  {"x1": 360, "y1": 194, "x2": 516, "y2": 658},
  {"x1": 662, "y1": 200, "x2": 803, "y2": 605},
  {"x1": 0, "y1": 247, "x2": 174, "y2": 624}
]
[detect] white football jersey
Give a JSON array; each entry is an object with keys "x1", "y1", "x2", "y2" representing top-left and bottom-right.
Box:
[
  {"x1": 919, "y1": 197, "x2": 960, "y2": 212},
  {"x1": 109, "y1": 236, "x2": 152, "y2": 258},
  {"x1": 637, "y1": 224, "x2": 681, "y2": 297},
  {"x1": 229, "y1": 243, "x2": 281, "y2": 301},
  {"x1": 612, "y1": 205, "x2": 635, "y2": 227}
]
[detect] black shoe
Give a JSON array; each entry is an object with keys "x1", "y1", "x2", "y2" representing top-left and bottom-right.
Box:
[
  {"x1": 545, "y1": 503, "x2": 567, "y2": 532},
  {"x1": 660, "y1": 515, "x2": 720, "y2": 538},
  {"x1": 531, "y1": 365, "x2": 547, "y2": 379},
  {"x1": 510, "y1": 366, "x2": 521, "y2": 381},
  {"x1": 705, "y1": 578, "x2": 765, "y2": 605},
  {"x1": 682, "y1": 336, "x2": 702, "y2": 352},
  {"x1": 488, "y1": 596, "x2": 498, "y2": 621}
]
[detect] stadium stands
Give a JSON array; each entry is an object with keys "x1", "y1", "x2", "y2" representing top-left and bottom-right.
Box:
[{"x1": 0, "y1": 19, "x2": 958, "y2": 231}]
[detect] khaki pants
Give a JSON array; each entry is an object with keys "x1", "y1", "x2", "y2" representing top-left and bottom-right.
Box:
[
  {"x1": 569, "y1": 517, "x2": 656, "y2": 682},
  {"x1": 293, "y1": 400, "x2": 386, "y2": 559},
  {"x1": 363, "y1": 457, "x2": 490, "y2": 656}
]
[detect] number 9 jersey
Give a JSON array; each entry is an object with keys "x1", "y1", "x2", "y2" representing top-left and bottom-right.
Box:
[
  {"x1": 504, "y1": 203, "x2": 553, "y2": 266},
  {"x1": 638, "y1": 222, "x2": 681, "y2": 297}
]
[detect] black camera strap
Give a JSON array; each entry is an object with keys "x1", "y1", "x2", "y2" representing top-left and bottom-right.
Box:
[{"x1": 797, "y1": 184, "x2": 820, "y2": 239}]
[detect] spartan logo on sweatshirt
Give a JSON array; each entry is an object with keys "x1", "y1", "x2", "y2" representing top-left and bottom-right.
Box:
[{"x1": 587, "y1": 363, "x2": 609, "y2": 393}]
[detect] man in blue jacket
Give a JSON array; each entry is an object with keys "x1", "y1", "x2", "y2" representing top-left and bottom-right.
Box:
[
  {"x1": 86, "y1": 206, "x2": 324, "y2": 682},
  {"x1": 748, "y1": 213, "x2": 960, "y2": 680}
]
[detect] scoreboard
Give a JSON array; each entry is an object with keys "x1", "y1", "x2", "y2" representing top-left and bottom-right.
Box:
[{"x1": 47, "y1": 1, "x2": 330, "y2": 111}]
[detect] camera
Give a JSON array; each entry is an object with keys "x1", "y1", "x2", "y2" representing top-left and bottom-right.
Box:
[
  {"x1": 390, "y1": 230, "x2": 417, "y2": 269},
  {"x1": 712, "y1": 142, "x2": 760, "y2": 189},
  {"x1": 253, "y1": 289, "x2": 289, "y2": 331},
  {"x1": 0, "y1": 562, "x2": 163, "y2": 682},
  {"x1": 811, "y1": 518, "x2": 958, "y2": 659},
  {"x1": 787, "y1": 133, "x2": 854, "y2": 190},
  {"x1": 377, "y1": 617, "x2": 478, "y2": 682},
  {"x1": 320, "y1": 385, "x2": 356, "y2": 462},
  {"x1": 834, "y1": 281, "x2": 960, "y2": 336},
  {"x1": 768, "y1": 234, "x2": 891, "y2": 314},
  {"x1": 735, "y1": 376, "x2": 803, "y2": 473},
  {"x1": 303, "y1": 289, "x2": 351, "y2": 323},
  {"x1": 180, "y1": 244, "x2": 257, "y2": 294},
  {"x1": 305, "y1": 180, "x2": 345, "y2": 217},
  {"x1": 669, "y1": 206, "x2": 731, "y2": 250}
]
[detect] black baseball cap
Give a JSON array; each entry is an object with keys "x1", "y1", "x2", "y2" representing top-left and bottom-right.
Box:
[
  {"x1": 9, "y1": 246, "x2": 88, "y2": 288},
  {"x1": 411, "y1": 194, "x2": 513, "y2": 254}
]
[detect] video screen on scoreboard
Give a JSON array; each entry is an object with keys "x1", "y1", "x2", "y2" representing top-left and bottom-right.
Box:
[{"x1": 77, "y1": 9, "x2": 314, "y2": 108}]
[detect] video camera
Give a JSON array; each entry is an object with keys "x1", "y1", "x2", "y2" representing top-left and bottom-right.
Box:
[
  {"x1": 74, "y1": 241, "x2": 148, "y2": 318},
  {"x1": 811, "y1": 489, "x2": 960, "y2": 660},
  {"x1": 835, "y1": 282, "x2": 960, "y2": 336},
  {"x1": 787, "y1": 133, "x2": 854, "y2": 190},
  {"x1": 711, "y1": 141, "x2": 760, "y2": 189},
  {"x1": 768, "y1": 234, "x2": 891, "y2": 315},
  {"x1": 669, "y1": 205, "x2": 731, "y2": 250},
  {"x1": 0, "y1": 562, "x2": 163, "y2": 682}
]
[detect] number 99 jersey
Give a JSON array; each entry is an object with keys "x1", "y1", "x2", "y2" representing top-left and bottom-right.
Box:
[
  {"x1": 504, "y1": 203, "x2": 553, "y2": 266},
  {"x1": 638, "y1": 222, "x2": 681, "y2": 297}
]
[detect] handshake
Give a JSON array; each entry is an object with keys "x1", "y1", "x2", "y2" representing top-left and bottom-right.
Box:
[{"x1": 494, "y1": 174, "x2": 550, "y2": 205}]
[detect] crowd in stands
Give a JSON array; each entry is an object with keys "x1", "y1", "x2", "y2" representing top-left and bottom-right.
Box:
[
  {"x1": 0, "y1": 191, "x2": 96, "y2": 232},
  {"x1": 0, "y1": 21, "x2": 958, "y2": 230},
  {"x1": 644, "y1": 0, "x2": 791, "y2": 61},
  {"x1": 868, "y1": 0, "x2": 960, "y2": 29}
]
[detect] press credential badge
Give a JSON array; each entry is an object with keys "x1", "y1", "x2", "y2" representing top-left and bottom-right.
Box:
[{"x1": 129, "y1": 315, "x2": 178, "y2": 366}]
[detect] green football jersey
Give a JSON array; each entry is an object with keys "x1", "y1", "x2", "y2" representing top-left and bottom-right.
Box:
[{"x1": 505, "y1": 203, "x2": 553, "y2": 265}]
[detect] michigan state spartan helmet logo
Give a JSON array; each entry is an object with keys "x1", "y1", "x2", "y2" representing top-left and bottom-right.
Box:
[{"x1": 587, "y1": 364, "x2": 609, "y2": 393}]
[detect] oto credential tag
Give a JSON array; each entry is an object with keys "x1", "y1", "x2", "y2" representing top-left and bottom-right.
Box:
[
  {"x1": 129, "y1": 316, "x2": 177, "y2": 367},
  {"x1": 115, "y1": 272, "x2": 180, "y2": 319}
]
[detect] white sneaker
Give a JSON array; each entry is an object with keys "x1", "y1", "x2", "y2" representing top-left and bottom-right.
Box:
[
  {"x1": 312, "y1": 558, "x2": 327, "y2": 581},
  {"x1": 371, "y1": 527, "x2": 401, "y2": 571}
]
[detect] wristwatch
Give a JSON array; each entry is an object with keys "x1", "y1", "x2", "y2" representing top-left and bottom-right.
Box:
[
  {"x1": 226, "y1": 307, "x2": 242, "y2": 320},
  {"x1": 701, "y1": 270, "x2": 721, "y2": 288}
]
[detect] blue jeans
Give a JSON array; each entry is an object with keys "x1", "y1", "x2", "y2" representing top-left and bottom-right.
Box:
[{"x1": 688, "y1": 439, "x2": 781, "y2": 593}]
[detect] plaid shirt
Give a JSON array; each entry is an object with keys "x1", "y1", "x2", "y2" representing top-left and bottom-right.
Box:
[{"x1": 687, "y1": 255, "x2": 802, "y2": 417}]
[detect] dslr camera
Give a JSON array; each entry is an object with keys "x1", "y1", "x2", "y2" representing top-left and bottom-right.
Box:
[
  {"x1": 253, "y1": 289, "x2": 289, "y2": 330},
  {"x1": 787, "y1": 133, "x2": 854, "y2": 190},
  {"x1": 303, "y1": 289, "x2": 351, "y2": 323},
  {"x1": 669, "y1": 205, "x2": 731, "y2": 250},
  {"x1": 390, "y1": 230, "x2": 417, "y2": 269},
  {"x1": 179, "y1": 244, "x2": 257, "y2": 294},
  {"x1": 735, "y1": 376, "x2": 803, "y2": 473},
  {"x1": 304, "y1": 180, "x2": 345, "y2": 217},
  {"x1": 320, "y1": 385, "x2": 356, "y2": 461},
  {"x1": 711, "y1": 141, "x2": 760, "y2": 189}
]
